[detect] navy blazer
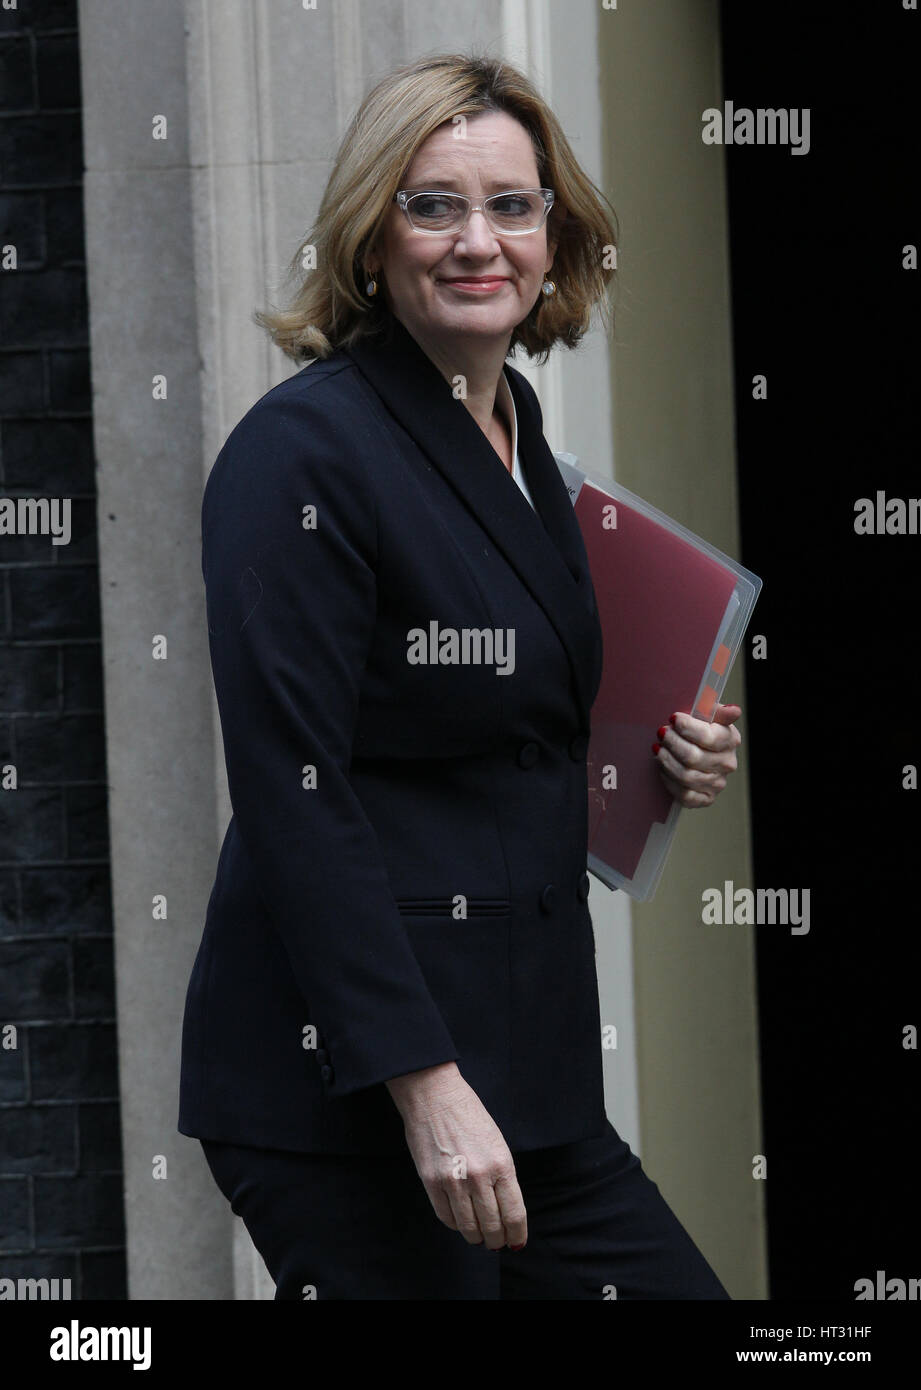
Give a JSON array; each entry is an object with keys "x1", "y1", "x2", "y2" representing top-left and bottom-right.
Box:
[{"x1": 177, "y1": 313, "x2": 607, "y2": 1155}]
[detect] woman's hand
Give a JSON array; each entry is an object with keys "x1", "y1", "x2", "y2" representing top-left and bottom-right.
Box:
[
  {"x1": 653, "y1": 703, "x2": 743, "y2": 808},
  {"x1": 386, "y1": 1062, "x2": 527, "y2": 1251}
]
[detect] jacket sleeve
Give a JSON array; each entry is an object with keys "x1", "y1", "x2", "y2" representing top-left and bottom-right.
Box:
[{"x1": 201, "y1": 382, "x2": 459, "y2": 1097}]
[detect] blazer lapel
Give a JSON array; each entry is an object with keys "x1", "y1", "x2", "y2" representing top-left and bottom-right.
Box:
[{"x1": 345, "y1": 315, "x2": 602, "y2": 729}]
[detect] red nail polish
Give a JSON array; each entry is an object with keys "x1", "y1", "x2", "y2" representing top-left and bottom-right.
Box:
[
  {"x1": 657, "y1": 725, "x2": 667, "y2": 740},
  {"x1": 652, "y1": 742, "x2": 661, "y2": 754},
  {"x1": 669, "y1": 713, "x2": 678, "y2": 726},
  {"x1": 509, "y1": 1243, "x2": 525, "y2": 1251}
]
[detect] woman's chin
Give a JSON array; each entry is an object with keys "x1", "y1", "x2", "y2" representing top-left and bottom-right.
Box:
[{"x1": 426, "y1": 309, "x2": 518, "y2": 339}]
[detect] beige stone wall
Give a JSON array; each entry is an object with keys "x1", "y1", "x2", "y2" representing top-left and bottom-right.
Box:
[{"x1": 598, "y1": 0, "x2": 767, "y2": 1298}]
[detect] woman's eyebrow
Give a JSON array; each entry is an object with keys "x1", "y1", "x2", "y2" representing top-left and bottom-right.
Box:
[{"x1": 401, "y1": 175, "x2": 535, "y2": 191}]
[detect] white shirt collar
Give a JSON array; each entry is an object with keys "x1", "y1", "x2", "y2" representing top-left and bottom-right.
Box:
[{"x1": 495, "y1": 368, "x2": 537, "y2": 510}]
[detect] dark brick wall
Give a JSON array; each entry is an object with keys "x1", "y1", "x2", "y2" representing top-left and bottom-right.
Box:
[
  {"x1": 0, "y1": 0, "x2": 126, "y2": 1299},
  {"x1": 721, "y1": 2, "x2": 920, "y2": 1296}
]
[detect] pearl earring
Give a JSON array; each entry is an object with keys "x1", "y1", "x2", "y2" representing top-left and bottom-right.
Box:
[{"x1": 366, "y1": 275, "x2": 378, "y2": 297}]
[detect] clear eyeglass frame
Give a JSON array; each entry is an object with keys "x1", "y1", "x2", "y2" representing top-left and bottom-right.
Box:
[{"x1": 393, "y1": 188, "x2": 555, "y2": 236}]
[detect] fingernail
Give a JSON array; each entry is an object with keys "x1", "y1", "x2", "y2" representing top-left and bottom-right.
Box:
[
  {"x1": 669, "y1": 713, "x2": 678, "y2": 726},
  {"x1": 509, "y1": 1243, "x2": 526, "y2": 1251},
  {"x1": 657, "y1": 725, "x2": 668, "y2": 740},
  {"x1": 651, "y1": 742, "x2": 661, "y2": 754}
]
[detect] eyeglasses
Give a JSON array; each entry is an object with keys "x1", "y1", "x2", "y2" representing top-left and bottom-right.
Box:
[{"x1": 393, "y1": 188, "x2": 554, "y2": 236}]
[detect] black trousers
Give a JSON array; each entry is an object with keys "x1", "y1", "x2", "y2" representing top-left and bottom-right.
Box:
[{"x1": 200, "y1": 1119, "x2": 730, "y2": 1300}]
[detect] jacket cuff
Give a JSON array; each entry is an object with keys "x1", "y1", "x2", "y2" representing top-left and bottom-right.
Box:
[{"x1": 311, "y1": 1019, "x2": 459, "y2": 1099}]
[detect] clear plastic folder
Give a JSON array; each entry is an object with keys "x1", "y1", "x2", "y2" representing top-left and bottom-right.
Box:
[{"x1": 555, "y1": 452, "x2": 763, "y2": 901}]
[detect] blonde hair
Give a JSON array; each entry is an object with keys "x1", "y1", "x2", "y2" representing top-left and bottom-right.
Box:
[{"x1": 256, "y1": 51, "x2": 618, "y2": 365}]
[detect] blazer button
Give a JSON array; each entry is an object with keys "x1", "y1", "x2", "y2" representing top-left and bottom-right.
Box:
[
  {"x1": 315, "y1": 1048, "x2": 329, "y2": 1064},
  {"x1": 577, "y1": 872, "x2": 591, "y2": 901},
  {"x1": 539, "y1": 883, "x2": 556, "y2": 915},
  {"x1": 320, "y1": 1064, "x2": 333, "y2": 1083},
  {"x1": 517, "y1": 741, "x2": 540, "y2": 769},
  {"x1": 568, "y1": 733, "x2": 589, "y2": 761}
]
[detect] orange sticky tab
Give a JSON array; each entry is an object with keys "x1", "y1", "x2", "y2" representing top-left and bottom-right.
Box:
[
  {"x1": 712, "y1": 643, "x2": 731, "y2": 676},
  {"x1": 697, "y1": 685, "x2": 718, "y2": 719}
]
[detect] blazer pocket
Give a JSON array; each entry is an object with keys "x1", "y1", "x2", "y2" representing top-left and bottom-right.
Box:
[
  {"x1": 394, "y1": 896, "x2": 511, "y2": 918},
  {"x1": 396, "y1": 912, "x2": 513, "y2": 1107}
]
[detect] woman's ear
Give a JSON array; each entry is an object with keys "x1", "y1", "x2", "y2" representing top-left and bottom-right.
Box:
[
  {"x1": 546, "y1": 211, "x2": 561, "y2": 265},
  {"x1": 363, "y1": 238, "x2": 379, "y2": 276}
]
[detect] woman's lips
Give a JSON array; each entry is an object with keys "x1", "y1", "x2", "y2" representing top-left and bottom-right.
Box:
[{"x1": 439, "y1": 278, "x2": 509, "y2": 293}]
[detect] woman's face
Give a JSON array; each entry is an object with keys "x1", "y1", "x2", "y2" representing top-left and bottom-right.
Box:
[{"x1": 367, "y1": 109, "x2": 557, "y2": 354}]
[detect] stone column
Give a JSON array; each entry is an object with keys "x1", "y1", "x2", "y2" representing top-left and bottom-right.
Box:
[{"x1": 78, "y1": 0, "x2": 232, "y2": 1300}]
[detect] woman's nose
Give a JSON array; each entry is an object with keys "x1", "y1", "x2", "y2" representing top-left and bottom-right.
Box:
[{"x1": 453, "y1": 209, "x2": 501, "y2": 255}]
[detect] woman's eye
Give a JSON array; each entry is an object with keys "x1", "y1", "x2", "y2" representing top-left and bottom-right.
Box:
[
  {"x1": 414, "y1": 196, "x2": 457, "y2": 218},
  {"x1": 491, "y1": 196, "x2": 529, "y2": 216}
]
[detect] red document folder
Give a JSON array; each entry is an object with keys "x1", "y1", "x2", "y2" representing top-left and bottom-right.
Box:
[{"x1": 555, "y1": 454, "x2": 762, "y2": 900}]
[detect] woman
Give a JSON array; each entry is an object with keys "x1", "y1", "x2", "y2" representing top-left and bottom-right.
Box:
[{"x1": 178, "y1": 52, "x2": 742, "y2": 1300}]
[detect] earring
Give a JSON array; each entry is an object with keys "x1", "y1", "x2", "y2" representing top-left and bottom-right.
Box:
[
  {"x1": 366, "y1": 275, "x2": 378, "y2": 297},
  {"x1": 541, "y1": 278, "x2": 556, "y2": 297}
]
